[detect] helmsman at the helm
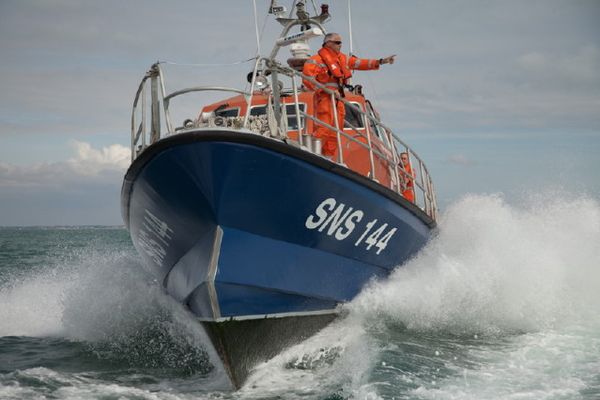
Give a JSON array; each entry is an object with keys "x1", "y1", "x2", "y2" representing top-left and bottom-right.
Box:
[{"x1": 302, "y1": 32, "x2": 395, "y2": 157}]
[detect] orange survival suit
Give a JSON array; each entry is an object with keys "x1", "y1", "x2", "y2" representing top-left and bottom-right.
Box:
[
  {"x1": 302, "y1": 47, "x2": 380, "y2": 157},
  {"x1": 402, "y1": 162, "x2": 415, "y2": 203}
]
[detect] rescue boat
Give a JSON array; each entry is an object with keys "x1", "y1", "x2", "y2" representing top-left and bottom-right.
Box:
[{"x1": 121, "y1": 1, "x2": 437, "y2": 389}]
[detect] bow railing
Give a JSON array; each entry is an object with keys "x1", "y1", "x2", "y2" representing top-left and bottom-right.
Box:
[{"x1": 130, "y1": 59, "x2": 438, "y2": 221}]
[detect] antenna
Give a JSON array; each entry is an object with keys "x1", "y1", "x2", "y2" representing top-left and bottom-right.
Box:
[
  {"x1": 347, "y1": 0, "x2": 354, "y2": 55},
  {"x1": 252, "y1": 0, "x2": 261, "y2": 55}
]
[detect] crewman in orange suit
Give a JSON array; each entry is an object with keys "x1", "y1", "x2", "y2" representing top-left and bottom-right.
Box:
[
  {"x1": 400, "y1": 152, "x2": 415, "y2": 203},
  {"x1": 302, "y1": 33, "x2": 396, "y2": 157}
]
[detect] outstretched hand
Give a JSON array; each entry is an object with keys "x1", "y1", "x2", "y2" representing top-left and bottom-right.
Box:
[{"x1": 380, "y1": 55, "x2": 396, "y2": 65}]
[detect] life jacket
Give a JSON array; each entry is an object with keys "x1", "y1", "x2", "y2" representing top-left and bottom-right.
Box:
[
  {"x1": 318, "y1": 47, "x2": 352, "y2": 84},
  {"x1": 402, "y1": 164, "x2": 415, "y2": 202},
  {"x1": 404, "y1": 164, "x2": 414, "y2": 188},
  {"x1": 302, "y1": 49, "x2": 380, "y2": 93}
]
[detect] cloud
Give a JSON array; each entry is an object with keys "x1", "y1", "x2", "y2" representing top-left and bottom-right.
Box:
[
  {"x1": 0, "y1": 141, "x2": 129, "y2": 225},
  {"x1": 376, "y1": 43, "x2": 600, "y2": 135},
  {"x1": 2, "y1": 1, "x2": 599, "y2": 144},
  {"x1": 517, "y1": 45, "x2": 600, "y2": 84},
  {"x1": 0, "y1": 1, "x2": 257, "y2": 140},
  {"x1": 517, "y1": 52, "x2": 547, "y2": 70},
  {"x1": 67, "y1": 141, "x2": 129, "y2": 176},
  {"x1": 446, "y1": 153, "x2": 474, "y2": 166},
  {"x1": 1, "y1": 0, "x2": 599, "y2": 225},
  {"x1": 0, "y1": 141, "x2": 129, "y2": 188}
]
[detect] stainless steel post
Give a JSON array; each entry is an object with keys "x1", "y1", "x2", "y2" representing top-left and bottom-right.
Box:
[
  {"x1": 386, "y1": 129, "x2": 400, "y2": 192},
  {"x1": 331, "y1": 93, "x2": 344, "y2": 164},
  {"x1": 291, "y1": 75, "x2": 303, "y2": 144},
  {"x1": 363, "y1": 114, "x2": 376, "y2": 181},
  {"x1": 150, "y1": 73, "x2": 161, "y2": 144},
  {"x1": 141, "y1": 84, "x2": 146, "y2": 153},
  {"x1": 243, "y1": 57, "x2": 261, "y2": 129},
  {"x1": 419, "y1": 159, "x2": 427, "y2": 211},
  {"x1": 271, "y1": 69, "x2": 282, "y2": 136},
  {"x1": 156, "y1": 64, "x2": 173, "y2": 134}
]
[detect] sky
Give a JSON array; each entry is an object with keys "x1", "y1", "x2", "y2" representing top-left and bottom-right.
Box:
[{"x1": 0, "y1": 0, "x2": 599, "y2": 226}]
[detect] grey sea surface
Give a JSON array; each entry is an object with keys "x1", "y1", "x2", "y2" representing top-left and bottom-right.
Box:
[{"x1": 1, "y1": 194, "x2": 599, "y2": 399}]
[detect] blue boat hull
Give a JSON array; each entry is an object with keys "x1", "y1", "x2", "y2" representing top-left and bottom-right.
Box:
[{"x1": 121, "y1": 129, "x2": 434, "y2": 386}]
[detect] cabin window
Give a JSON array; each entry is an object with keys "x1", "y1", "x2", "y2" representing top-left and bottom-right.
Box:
[
  {"x1": 344, "y1": 102, "x2": 365, "y2": 129},
  {"x1": 249, "y1": 104, "x2": 306, "y2": 131},
  {"x1": 214, "y1": 107, "x2": 240, "y2": 118},
  {"x1": 285, "y1": 104, "x2": 305, "y2": 130},
  {"x1": 249, "y1": 105, "x2": 267, "y2": 116},
  {"x1": 366, "y1": 103, "x2": 391, "y2": 149}
]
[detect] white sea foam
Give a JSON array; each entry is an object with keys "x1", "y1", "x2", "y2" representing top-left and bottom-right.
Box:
[
  {"x1": 57, "y1": 252, "x2": 232, "y2": 390},
  {"x1": 241, "y1": 316, "x2": 376, "y2": 397},
  {"x1": 59, "y1": 252, "x2": 166, "y2": 341},
  {"x1": 243, "y1": 193, "x2": 600, "y2": 398},
  {"x1": 411, "y1": 324, "x2": 600, "y2": 400},
  {"x1": 350, "y1": 193, "x2": 600, "y2": 334},
  {"x1": 1, "y1": 193, "x2": 599, "y2": 399},
  {"x1": 0, "y1": 270, "x2": 70, "y2": 337},
  {"x1": 0, "y1": 367, "x2": 223, "y2": 400},
  {"x1": 0, "y1": 251, "x2": 146, "y2": 338},
  {"x1": 0, "y1": 247, "x2": 232, "y2": 391}
]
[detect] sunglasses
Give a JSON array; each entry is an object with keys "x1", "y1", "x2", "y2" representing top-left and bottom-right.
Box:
[{"x1": 328, "y1": 40, "x2": 342, "y2": 45}]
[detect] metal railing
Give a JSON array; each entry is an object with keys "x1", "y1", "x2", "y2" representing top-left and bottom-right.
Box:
[{"x1": 130, "y1": 59, "x2": 438, "y2": 221}]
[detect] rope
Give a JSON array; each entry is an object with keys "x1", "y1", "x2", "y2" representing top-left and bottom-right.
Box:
[{"x1": 259, "y1": 10, "x2": 270, "y2": 44}]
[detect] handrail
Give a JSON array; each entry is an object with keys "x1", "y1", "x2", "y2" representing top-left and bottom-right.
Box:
[
  {"x1": 164, "y1": 86, "x2": 251, "y2": 102},
  {"x1": 130, "y1": 68, "x2": 155, "y2": 160},
  {"x1": 129, "y1": 58, "x2": 438, "y2": 221},
  {"x1": 298, "y1": 110, "x2": 434, "y2": 203},
  {"x1": 299, "y1": 111, "x2": 395, "y2": 168},
  {"x1": 276, "y1": 59, "x2": 433, "y2": 180},
  {"x1": 264, "y1": 59, "x2": 437, "y2": 217},
  {"x1": 155, "y1": 64, "x2": 173, "y2": 135}
]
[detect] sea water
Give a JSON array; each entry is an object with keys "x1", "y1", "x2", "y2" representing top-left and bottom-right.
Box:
[{"x1": 1, "y1": 194, "x2": 599, "y2": 399}]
